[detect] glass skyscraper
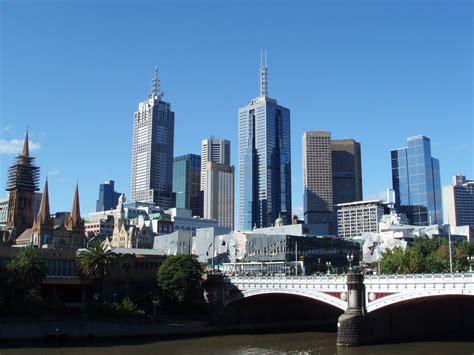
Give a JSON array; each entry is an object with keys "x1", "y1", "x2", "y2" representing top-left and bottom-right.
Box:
[
  {"x1": 173, "y1": 154, "x2": 203, "y2": 217},
  {"x1": 238, "y1": 55, "x2": 292, "y2": 231},
  {"x1": 130, "y1": 68, "x2": 175, "y2": 209},
  {"x1": 96, "y1": 180, "x2": 121, "y2": 212},
  {"x1": 391, "y1": 135, "x2": 442, "y2": 226}
]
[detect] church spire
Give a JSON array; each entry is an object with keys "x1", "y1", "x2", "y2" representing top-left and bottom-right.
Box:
[
  {"x1": 70, "y1": 183, "x2": 81, "y2": 223},
  {"x1": 37, "y1": 179, "x2": 51, "y2": 223},
  {"x1": 21, "y1": 129, "x2": 29, "y2": 157}
]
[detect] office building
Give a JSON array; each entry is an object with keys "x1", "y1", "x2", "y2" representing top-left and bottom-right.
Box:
[
  {"x1": 173, "y1": 154, "x2": 203, "y2": 217},
  {"x1": 443, "y1": 174, "x2": 474, "y2": 228},
  {"x1": 201, "y1": 136, "x2": 230, "y2": 190},
  {"x1": 130, "y1": 68, "x2": 175, "y2": 209},
  {"x1": 96, "y1": 180, "x2": 121, "y2": 212},
  {"x1": 391, "y1": 135, "x2": 442, "y2": 226},
  {"x1": 238, "y1": 53, "x2": 292, "y2": 230},
  {"x1": 203, "y1": 162, "x2": 234, "y2": 229},
  {"x1": 336, "y1": 200, "x2": 388, "y2": 239}
]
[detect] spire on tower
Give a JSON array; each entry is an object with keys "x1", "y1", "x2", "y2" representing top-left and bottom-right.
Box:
[
  {"x1": 260, "y1": 49, "x2": 268, "y2": 98},
  {"x1": 37, "y1": 178, "x2": 51, "y2": 223},
  {"x1": 149, "y1": 66, "x2": 164, "y2": 100},
  {"x1": 68, "y1": 183, "x2": 81, "y2": 229},
  {"x1": 21, "y1": 129, "x2": 29, "y2": 157}
]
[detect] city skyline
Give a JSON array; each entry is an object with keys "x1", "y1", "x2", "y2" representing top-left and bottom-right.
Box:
[{"x1": 0, "y1": 1, "x2": 472, "y2": 217}]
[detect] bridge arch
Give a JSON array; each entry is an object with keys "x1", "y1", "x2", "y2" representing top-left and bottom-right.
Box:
[
  {"x1": 366, "y1": 288, "x2": 474, "y2": 313},
  {"x1": 225, "y1": 288, "x2": 347, "y2": 310}
]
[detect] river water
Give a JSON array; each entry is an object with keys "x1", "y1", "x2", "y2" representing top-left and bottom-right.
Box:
[{"x1": 2, "y1": 332, "x2": 474, "y2": 354}]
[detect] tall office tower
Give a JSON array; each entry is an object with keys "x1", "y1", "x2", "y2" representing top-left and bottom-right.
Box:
[
  {"x1": 331, "y1": 139, "x2": 363, "y2": 206},
  {"x1": 443, "y1": 174, "x2": 474, "y2": 228},
  {"x1": 391, "y1": 135, "x2": 442, "y2": 226},
  {"x1": 96, "y1": 180, "x2": 121, "y2": 212},
  {"x1": 302, "y1": 131, "x2": 334, "y2": 232},
  {"x1": 173, "y1": 154, "x2": 203, "y2": 217},
  {"x1": 203, "y1": 162, "x2": 235, "y2": 230},
  {"x1": 130, "y1": 68, "x2": 175, "y2": 209},
  {"x1": 238, "y1": 53, "x2": 292, "y2": 231},
  {"x1": 201, "y1": 136, "x2": 231, "y2": 191},
  {"x1": 3, "y1": 131, "x2": 40, "y2": 244}
]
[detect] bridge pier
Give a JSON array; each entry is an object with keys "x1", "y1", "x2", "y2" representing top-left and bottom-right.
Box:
[{"x1": 337, "y1": 270, "x2": 367, "y2": 347}]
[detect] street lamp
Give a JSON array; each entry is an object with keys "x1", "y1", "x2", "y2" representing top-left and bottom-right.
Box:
[
  {"x1": 467, "y1": 255, "x2": 473, "y2": 272},
  {"x1": 347, "y1": 253, "x2": 354, "y2": 271},
  {"x1": 326, "y1": 261, "x2": 331, "y2": 275}
]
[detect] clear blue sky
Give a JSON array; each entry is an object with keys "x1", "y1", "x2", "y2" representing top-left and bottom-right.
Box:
[{"x1": 0, "y1": 0, "x2": 472, "y2": 219}]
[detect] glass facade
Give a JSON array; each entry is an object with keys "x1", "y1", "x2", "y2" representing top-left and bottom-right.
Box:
[
  {"x1": 96, "y1": 180, "x2": 120, "y2": 212},
  {"x1": 172, "y1": 154, "x2": 202, "y2": 217},
  {"x1": 391, "y1": 136, "x2": 443, "y2": 226},
  {"x1": 238, "y1": 98, "x2": 291, "y2": 231}
]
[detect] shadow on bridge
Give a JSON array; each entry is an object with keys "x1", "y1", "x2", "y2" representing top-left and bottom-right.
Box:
[
  {"x1": 365, "y1": 295, "x2": 474, "y2": 344},
  {"x1": 221, "y1": 293, "x2": 343, "y2": 330}
]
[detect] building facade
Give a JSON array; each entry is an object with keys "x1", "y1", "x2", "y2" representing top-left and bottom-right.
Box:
[
  {"x1": 391, "y1": 135, "x2": 442, "y2": 226},
  {"x1": 336, "y1": 200, "x2": 388, "y2": 239},
  {"x1": 201, "y1": 136, "x2": 231, "y2": 191},
  {"x1": 443, "y1": 174, "x2": 474, "y2": 228},
  {"x1": 96, "y1": 180, "x2": 121, "y2": 212},
  {"x1": 203, "y1": 162, "x2": 234, "y2": 230},
  {"x1": 173, "y1": 154, "x2": 202, "y2": 217},
  {"x1": 130, "y1": 68, "x2": 175, "y2": 209},
  {"x1": 238, "y1": 55, "x2": 292, "y2": 231}
]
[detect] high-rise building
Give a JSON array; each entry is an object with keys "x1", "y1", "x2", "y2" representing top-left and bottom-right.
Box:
[
  {"x1": 391, "y1": 135, "x2": 442, "y2": 226},
  {"x1": 203, "y1": 162, "x2": 234, "y2": 230},
  {"x1": 336, "y1": 200, "x2": 387, "y2": 239},
  {"x1": 302, "y1": 131, "x2": 333, "y2": 231},
  {"x1": 303, "y1": 132, "x2": 363, "y2": 234},
  {"x1": 130, "y1": 68, "x2": 175, "y2": 209},
  {"x1": 201, "y1": 136, "x2": 230, "y2": 191},
  {"x1": 331, "y1": 139, "x2": 363, "y2": 206},
  {"x1": 3, "y1": 131, "x2": 40, "y2": 244},
  {"x1": 443, "y1": 174, "x2": 474, "y2": 228},
  {"x1": 173, "y1": 154, "x2": 203, "y2": 217},
  {"x1": 238, "y1": 53, "x2": 292, "y2": 231},
  {"x1": 96, "y1": 180, "x2": 121, "y2": 212}
]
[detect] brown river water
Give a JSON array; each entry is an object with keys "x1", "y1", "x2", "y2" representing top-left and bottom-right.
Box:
[{"x1": 2, "y1": 332, "x2": 474, "y2": 355}]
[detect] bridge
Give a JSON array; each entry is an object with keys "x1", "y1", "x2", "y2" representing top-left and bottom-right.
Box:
[
  {"x1": 222, "y1": 272, "x2": 474, "y2": 313},
  {"x1": 209, "y1": 271, "x2": 474, "y2": 346}
]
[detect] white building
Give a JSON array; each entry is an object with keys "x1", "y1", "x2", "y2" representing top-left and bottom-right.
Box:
[
  {"x1": 165, "y1": 208, "x2": 222, "y2": 236},
  {"x1": 336, "y1": 200, "x2": 387, "y2": 239},
  {"x1": 201, "y1": 136, "x2": 230, "y2": 191},
  {"x1": 443, "y1": 174, "x2": 474, "y2": 228}
]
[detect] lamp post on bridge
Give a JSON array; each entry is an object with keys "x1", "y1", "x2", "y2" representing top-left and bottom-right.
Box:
[
  {"x1": 347, "y1": 253, "x2": 354, "y2": 272},
  {"x1": 326, "y1": 261, "x2": 331, "y2": 275}
]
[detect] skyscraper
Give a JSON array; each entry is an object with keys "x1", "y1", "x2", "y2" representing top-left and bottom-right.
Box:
[
  {"x1": 201, "y1": 136, "x2": 230, "y2": 191},
  {"x1": 391, "y1": 135, "x2": 442, "y2": 226},
  {"x1": 443, "y1": 174, "x2": 474, "y2": 228},
  {"x1": 130, "y1": 68, "x2": 175, "y2": 209},
  {"x1": 96, "y1": 180, "x2": 121, "y2": 212},
  {"x1": 302, "y1": 131, "x2": 333, "y2": 230},
  {"x1": 173, "y1": 154, "x2": 203, "y2": 217},
  {"x1": 238, "y1": 53, "x2": 292, "y2": 231},
  {"x1": 331, "y1": 139, "x2": 363, "y2": 206},
  {"x1": 201, "y1": 137, "x2": 234, "y2": 229},
  {"x1": 303, "y1": 132, "x2": 363, "y2": 234}
]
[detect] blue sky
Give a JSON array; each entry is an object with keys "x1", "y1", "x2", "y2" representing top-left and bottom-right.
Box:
[{"x1": 0, "y1": 0, "x2": 472, "y2": 219}]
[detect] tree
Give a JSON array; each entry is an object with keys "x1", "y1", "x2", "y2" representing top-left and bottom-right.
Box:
[
  {"x1": 156, "y1": 255, "x2": 204, "y2": 309},
  {"x1": 7, "y1": 246, "x2": 47, "y2": 303},
  {"x1": 380, "y1": 247, "x2": 405, "y2": 274},
  {"x1": 77, "y1": 241, "x2": 117, "y2": 298}
]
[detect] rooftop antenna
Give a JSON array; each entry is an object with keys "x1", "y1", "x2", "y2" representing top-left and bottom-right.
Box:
[
  {"x1": 260, "y1": 49, "x2": 268, "y2": 98},
  {"x1": 149, "y1": 66, "x2": 164, "y2": 100}
]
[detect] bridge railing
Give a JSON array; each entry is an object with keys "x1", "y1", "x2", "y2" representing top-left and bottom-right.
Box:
[
  {"x1": 224, "y1": 274, "x2": 348, "y2": 282},
  {"x1": 365, "y1": 273, "x2": 474, "y2": 283}
]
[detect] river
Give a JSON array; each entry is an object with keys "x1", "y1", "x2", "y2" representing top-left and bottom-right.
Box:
[{"x1": 2, "y1": 332, "x2": 474, "y2": 354}]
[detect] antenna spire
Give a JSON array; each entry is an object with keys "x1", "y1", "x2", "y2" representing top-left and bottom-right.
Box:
[
  {"x1": 260, "y1": 49, "x2": 268, "y2": 98},
  {"x1": 149, "y1": 66, "x2": 163, "y2": 100}
]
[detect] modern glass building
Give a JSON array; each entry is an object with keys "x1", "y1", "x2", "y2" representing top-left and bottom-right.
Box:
[
  {"x1": 130, "y1": 68, "x2": 175, "y2": 209},
  {"x1": 173, "y1": 154, "x2": 203, "y2": 217},
  {"x1": 391, "y1": 135, "x2": 442, "y2": 226},
  {"x1": 238, "y1": 55, "x2": 292, "y2": 231},
  {"x1": 96, "y1": 180, "x2": 121, "y2": 212}
]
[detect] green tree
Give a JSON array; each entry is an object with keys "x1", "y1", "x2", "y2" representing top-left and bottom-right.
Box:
[
  {"x1": 380, "y1": 247, "x2": 405, "y2": 274},
  {"x1": 77, "y1": 241, "x2": 117, "y2": 298},
  {"x1": 7, "y1": 246, "x2": 47, "y2": 303},
  {"x1": 156, "y1": 254, "x2": 204, "y2": 308}
]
